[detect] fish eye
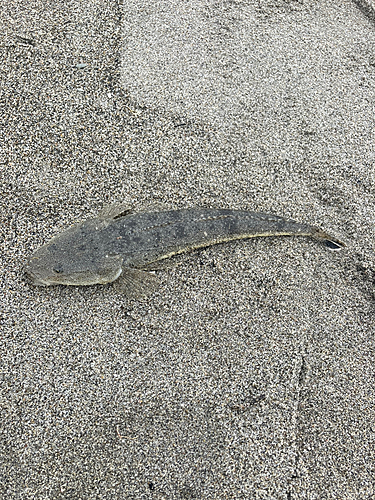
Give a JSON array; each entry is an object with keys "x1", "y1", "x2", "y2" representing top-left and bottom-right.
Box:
[{"x1": 53, "y1": 264, "x2": 64, "y2": 273}]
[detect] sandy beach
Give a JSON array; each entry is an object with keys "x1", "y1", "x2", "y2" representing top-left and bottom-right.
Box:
[{"x1": 1, "y1": 0, "x2": 374, "y2": 498}]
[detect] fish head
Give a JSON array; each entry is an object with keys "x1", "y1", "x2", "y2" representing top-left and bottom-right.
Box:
[{"x1": 25, "y1": 219, "x2": 123, "y2": 286}]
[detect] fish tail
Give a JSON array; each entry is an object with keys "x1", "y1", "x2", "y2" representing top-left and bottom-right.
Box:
[{"x1": 312, "y1": 227, "x2": 346, "y2": 250}]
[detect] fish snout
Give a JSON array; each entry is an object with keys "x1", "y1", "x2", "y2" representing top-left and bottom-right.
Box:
[{"x1": 24, "y1": 262, "x2": 50, "y2": 286}]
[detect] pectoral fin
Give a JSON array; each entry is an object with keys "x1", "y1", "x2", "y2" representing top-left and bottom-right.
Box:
[{"x1": 113, "y1": 268, "x2": 160, "y2": 298}]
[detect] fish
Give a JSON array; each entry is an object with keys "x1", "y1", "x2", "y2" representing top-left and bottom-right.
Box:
[{"x1": 25, "y1": 204, "x2": 345, "y2": 297}]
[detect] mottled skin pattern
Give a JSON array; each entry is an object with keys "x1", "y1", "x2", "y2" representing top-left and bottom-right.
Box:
[{"x1": 25, "y1": 207, "x2": 344, "y2": 294}]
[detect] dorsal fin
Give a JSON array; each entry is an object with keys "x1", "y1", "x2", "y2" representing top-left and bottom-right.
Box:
[{"x1": 97, "y1": 203, "x2": 134, "y2": 221}]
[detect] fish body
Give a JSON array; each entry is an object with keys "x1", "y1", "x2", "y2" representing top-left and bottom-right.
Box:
[{"x1": 25, "y1": 206, "x2": 344, "y2": 296}]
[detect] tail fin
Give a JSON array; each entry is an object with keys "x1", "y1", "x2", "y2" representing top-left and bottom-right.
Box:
[{"x1": 312, "y1": 228, "x2": 345, "y2": 250}]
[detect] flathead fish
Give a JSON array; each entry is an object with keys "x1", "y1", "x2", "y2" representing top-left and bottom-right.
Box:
[{"x1": 25, "y1": 205, "x2": 344, "y2": 297}]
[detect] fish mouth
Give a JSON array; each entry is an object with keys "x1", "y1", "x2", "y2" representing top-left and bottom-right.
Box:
[{"x1": 24, "y1": 265, "x2": 50, "y2": 286}]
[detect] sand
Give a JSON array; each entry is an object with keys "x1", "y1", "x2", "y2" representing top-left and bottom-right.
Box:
[{"x1": 1, "y1": 0, "x2": 374, "y2": 498}]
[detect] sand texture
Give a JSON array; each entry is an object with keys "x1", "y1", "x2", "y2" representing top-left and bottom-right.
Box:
[{"x1": 1, "y1": 0, "x2": 374, "y2": 498}]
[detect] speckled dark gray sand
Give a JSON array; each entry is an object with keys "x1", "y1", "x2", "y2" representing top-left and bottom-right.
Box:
[{"x1": 1, "y1": 0, "x2": 375, "y2": 498}]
